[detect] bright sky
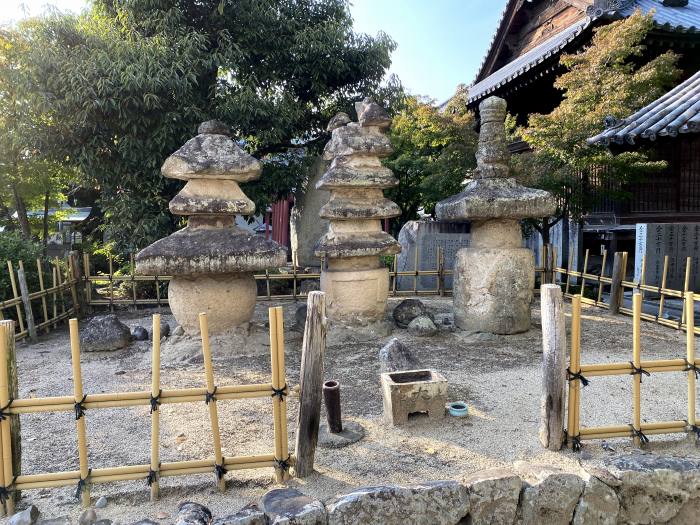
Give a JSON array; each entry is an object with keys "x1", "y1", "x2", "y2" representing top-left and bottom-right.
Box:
[{"x1": 2, "y1": 0, "x2": 508, "y2": 102}]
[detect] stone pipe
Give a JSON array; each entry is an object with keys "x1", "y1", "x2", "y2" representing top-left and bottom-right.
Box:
[{"x1": 323, "y1": 380, "x2": 343, "y2": 434}]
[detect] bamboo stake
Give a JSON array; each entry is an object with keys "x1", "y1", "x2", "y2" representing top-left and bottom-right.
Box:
[
  {"x1": 682, "y1": 257, "x2": 692, "y2": 327},
  {"x1": 565, "y1": 245, "x2": 573, "y2": 296},
  {"x1": 36, "y1": 259, "x2": 49, "y2": 334},
  {"x1": 275, "y1": 307, "x2": 290, "y2": 481},
  {"x1": 596, "y1": 250, "x2": 607, "y2": 305},
  {"x1": 638, "y1": 255, "x2": 647, "y2": 301},
  {"x1": 55, "y1": 258, "x2": 66, "y2": 317},
  {"x1": 108, "y1": 255, "x2": 114, "y2": 312},
  {"x1": 130, "y1": 254, "x2": 137, "y2": 310},
  {"x1": 51, "y1": 265, "x2": 58, "y2": 329},
  {"x1": 687, "y1": 292, "x2": 696, "y2": 432},
  {"x1": 392, "y1": 255, "x2": 398, "y2": 296},
  {"x1": 199, "y1": 313, "x2": 226, "y2": 492},
  {"x1": 269, "y1": 307, "x2": 284, "y2": 483},
  {"x1": 580, "y1": 249, "x2": 590, "y2": 298},
  {"x1": 657, "y1": 255, "x2": 669, "y2": 320},
  {"x1": 69, "y1": 319, "x2": 91, "y2": 507},
  {"x1": 413, "y1": 243, "x2": 419, "y2": 294},
  {"x1": 83, "y1": 253, "x2": 91, "y2": 308},
  {"x1": 17, "y1": 262, "x2": 37, "y2": 343},
  {"x1": 6, "y1": 262, "x2": 25, "y2": 335},
  {"x1": 632, "y1": 293, "x2": 642, "y2": 447},
  {"x1": 66, "y1": 256, "x2": 79, "y2": 315},
  {"x1": 150, "y1": 314, "x2": 161, "y2": 501},
  {"x1": 567, "y1": 295, "x2": 582, "y2": 448},
  {"x1": 0, "y1": 321, "x2": 15, "y2": 515}
]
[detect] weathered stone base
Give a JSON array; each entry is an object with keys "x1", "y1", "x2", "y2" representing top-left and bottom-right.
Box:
[
  {"x1": 321, "y1": 266, "x2": 389, "y2": 323},
  {"x1": 168, "y1": 273, "x2": 256, "y2": 333},
  {"x1": 453, "y1": 246, "x2": 534, "y2": 334}
]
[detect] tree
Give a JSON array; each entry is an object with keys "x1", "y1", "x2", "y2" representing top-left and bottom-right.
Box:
[
  {"x1": 17, "y1": 0, "x2": 395, "y2": 250},
  {"x1": 515, "y1": 11, "x2": 681, "y2": 245},
  {"x1": 383, "y1": 89, "x2": 477, "y2": 235}
]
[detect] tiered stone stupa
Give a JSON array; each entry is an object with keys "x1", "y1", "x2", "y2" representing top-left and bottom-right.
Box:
[
  {"x1": 136, "y1": 120, "x2": 286, "y2": 333},
  {"x1": 436, "y1": 97, "x2": 556, "y2": 334},
  {"x1": 315, "y1": 98, "x2": 401, "y2": 323}
]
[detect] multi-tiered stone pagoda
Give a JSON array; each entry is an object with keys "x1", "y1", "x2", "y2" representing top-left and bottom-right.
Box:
[
  {"x1": 315, "y1": 99, "x2": 401, "y2": 323},
  {"x1": 436, "y1": 97, "x2": 556, "y2": 334},
  {"x1": 136, "y1": 120, "x2": 286, "y2": 333}
]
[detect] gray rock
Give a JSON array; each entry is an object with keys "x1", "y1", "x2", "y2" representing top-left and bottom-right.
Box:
[
  {"x1": 95, "y1": 496, "x2": 108, "y2": 509},
  {"x1": 159, "y1": 320, "x2": 171, "y2": 338},
  {"x1": 131, "y1": 326, "x2": 149, "y2": 341},
  {"x1": 37, "y1": 518, "x2": 70, "y2": 525},
  {"x1": 212, "y1": 504, "x2": 267, "y2": 525},
  {"x1": 378, "y1": 338, "x2": 419, "y2": 373},
  {"x1": 9, "y1": 506, "x2": 40, "y2": 525},
  {"x1": 318, "y1": 420, "x2": 365, "y2": 449},
  {"x1": 173, "y1": 325, "x2": 185, "y2": 336},
  {"x1": 392, "y1": 299, "x2": 433, "y2": 328},
  {"x1": 295, "y1": 304, "x2": 308, "y2": 332},
  {"x1": 601, "y1": 454, "x2": 700, "y2": 524},
  {"x1": 327, "y1": 112, "x2": 351, "y2": 132},
  {"x1": 94, "y1": 521, "x2": 112, "y2": 525},
  {"x1": 176, "y1": 502, "x2": 212, "y2": 525},
  {"x1": 463, "y1": 467, "x2": 521, "y2": 525},
  {"x1": 356, "y1": 98, "x2": 391, "y2": 129},
  {"x1": 326, "y1": 481, "x2": 469, "y2": 525},
  {"x1": 129, "y1": 521, "x2": 160, "y2": 525},
  {"x1": 573, "y1": 476, "x2": 619, "y2": 525},
  {"x1": 78, "y1": 509, "x2": 98, "y2": 525},
  {"x1": 80, "y1": 314, "x2": 132, "y2": 352},
  {"x1": 407, "y1": 316, "x2": 438, "y2": 337},
  {"x1": 198, "y1": 120, "x2": 230, "y2": 136},
  {"x1": 299, "y1": 279, "x2": 320, "y2": 295},
  {"x1": 519, "y1": 465, "x2": 584, "y2": 525},
  {"x1": 262, "y1": 488, "x2": 326, "y2": 524}
]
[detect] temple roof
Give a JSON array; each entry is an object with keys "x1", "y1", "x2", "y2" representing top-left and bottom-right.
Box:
[{"x1": 588, "y1": 68, "x2": 700, "y2": 145}]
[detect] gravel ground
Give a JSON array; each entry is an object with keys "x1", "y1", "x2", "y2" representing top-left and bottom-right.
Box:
[{"x1": 3, "y1": 296, "x2": 699, "y2": 523}]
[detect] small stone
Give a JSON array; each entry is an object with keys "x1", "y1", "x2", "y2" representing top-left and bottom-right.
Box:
[
  {"x1": 175, "y1": 502, "x2": 212, "y2": 525},
  {"x1": 114, "y1": 370, "x2": 126, "y2": 375},
  {"x1": 198, "y1": 120, "x2": 230, "y2": 136},
  {"x1": 379, "y1": 338, "x2": 420, "y2": 373},
  {"x1": 173, "y1": 325, "x2": 185, "y2": 336},
  {"x1": 80, "y1": 314, "x2": 132, "y2": 352},
  {"x1": 131, "y1": 326, "x2": 149, "y2": 341},
  {"x1": 212, "y1": 504, "x2": 267, "y2": 525},
  {"x1": 95, "y1": 496, "x2": 108, "y2": 509},
  {"x1": 160, "y1": 320, "x2": 171, "y2": 338},
  {"x1": 78, "y1": 509, "x2": 98, "y2": 525},
  {"x1": 261, "y1": 488, "x2": 326, "y2": 524},
  {"x1": 326, "y1": 112, "x2": 351, "y2": 131},
  {"x1": 407, "y1": 316, "x2": 438, "y2": 337},
  {"x1": 463, "y1": 468, "x2": 522, "y2": 525},
  {"x1": 9, "y1": 505, "x2": 40, "y2": 525},
  {"x1": 156, "y1": 512, "x2": 170, "y2": 519},
  {"x1": 392, "y1": 299, "x2": 433, "y2": 328}
]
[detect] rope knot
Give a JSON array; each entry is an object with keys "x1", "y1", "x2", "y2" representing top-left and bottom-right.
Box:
[
  {"x1": 146, "y1": 469, "x2": 158, "y2": 486},
  {"x1": 215, "y1": 462, "x2": 227, "y2": 480},
  {"x1": 150, "y1": 390, "x2": 161, "y2": 414},
  {"x1": 205, "y1": 386, "x2": 217, "y2": 405},
  {"x1": 275, "y1": 455, "x2": 291, "y2": 472},
  {"x1": 0, "y1": 399, "x2": 13, "y2": 421},
  {"x1": 629, "y1": 362, "x2": 650, "y2": 383},
  {"x1": 75, "y1": 469, "x2": 92, "y2": 499},
  {"x1": 271, "y1": 385, "x2": 288, "y2": 401},
  {"x1": 74, "y1": 394, "x2": 87, "y2": 420},
  {"x1": 686, "y1": 361, "x2": 700, "y2": 379},
  {"x1": 629, "y1": 425, "x2": 650, "y2": 444},
  {"x1": 566, "y1": 369, "x2": 590, "y2": 387}
]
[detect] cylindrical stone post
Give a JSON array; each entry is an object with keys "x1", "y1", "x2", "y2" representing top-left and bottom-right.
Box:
[{"x1": 323, "y1": 380, "x2": 343, "y2": 433}]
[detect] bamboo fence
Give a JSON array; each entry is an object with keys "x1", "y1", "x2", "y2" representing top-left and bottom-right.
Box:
[
  {"x1": 566, "y1": 292, "x2": 699, "y2": 449},
  {"x1": 0, "y1": 306, "x2": 292, "y2": 515}
]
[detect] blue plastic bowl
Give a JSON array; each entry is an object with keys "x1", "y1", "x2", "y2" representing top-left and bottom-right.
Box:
[{"x1": 448, "y1": 401, "x2": 468, "y2": 417}]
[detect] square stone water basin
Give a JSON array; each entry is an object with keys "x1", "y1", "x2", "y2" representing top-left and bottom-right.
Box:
[{"x1": 380, "y1": 369, "x2": 447, "y2": 425}]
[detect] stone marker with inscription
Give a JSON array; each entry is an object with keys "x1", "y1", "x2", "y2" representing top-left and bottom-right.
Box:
[{"x1": 635, "y1": 223, "x2": 700, "y2": 292}]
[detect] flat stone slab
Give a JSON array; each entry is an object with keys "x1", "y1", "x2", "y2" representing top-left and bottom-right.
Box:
[
  {"x1": 318, "y1": 420, "x2": 365, "y2": 448},
  {"x1": 261, "y1": 488, "x2": 326, "y2": 525}
]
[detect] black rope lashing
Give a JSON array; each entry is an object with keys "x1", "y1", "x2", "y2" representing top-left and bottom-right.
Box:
[
  {"x1": 271, "y1": 385, "x2": 288, "y2": 401},
  {"x1": 629, "y1": 362, "x2": 650, "y2": 383},
  {"x1": 629, "y1": 425, "x2": 650, "y2": 444},
  {"x1": 215, "y1": 461, "x2": 227, "y2": 480},
  {"x1": 75, "y1": 469, "x2": 92, "y2": 499},
  {"x1": 74, "y1": 394, "x2": 87, "y2": 420},
  {"x1": 566, "y1": 368, "x2": 590, "y2": 387},
  {"x1": 690, "y1": 424, "x2": 700, "y2": 440},
  {"x1": 150, "y1": 389, "x2": 161, "y2": 414},
  {"x1": 0, "y1": 398, "x2": 13, "y2": 421},
  {"x1": 0, "y1": 476, "x2": 16, "y2": 504},
  {"x1": 146, "y1": 469, "x2": 158, "y2": 486},
  {"x1": 686, "y1": 361, "x2": 700, "y2": 379},
  {"x1": 571, "y1": 435, "x2": 581, "y2": 452},
  {"x1": 205, "y1": 386, "x2": 217, "y2": 405},
  {"x1": 275, "y1": 455, "x2": 291, "y2": 472}
]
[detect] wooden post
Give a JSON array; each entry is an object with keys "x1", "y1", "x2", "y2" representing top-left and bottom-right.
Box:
[
  {"x1": 149, "y1": 314, "x2": 161, "y2": 501},
  {"x1": 539, "y1": 284, "x2": 567, "y2": 450},
  {"x1": 686, "y1": 292, "x2": 696, "y2": 433},
  {"x1": 657, "y1": 255, "x2": 669, "y2": 320},
  {"x1": 294, "y1": 292, "x2": 326, "y2": 478},
  {"x1": 17, "y1": 262, "x2": 37, "y2": 343},
  {"x1": 543, "y1": 243, "x2": 554, "y2": 285},
  {"x1": 579, "y1": 249, "x2": 590, "y2": 298},
  {"x1": 632, "y1": 293, "x2": 642, "y2": 447},
  {"x1": 69, "y1": 319, "x2": 91, "y2": 507},
  {"x1": 0, "y1": 321, "x2": 19, "y2": 515},
  {"x1": 36, "y1": 259, "x2": 49, "y2": 334},
  {"x1": 609, "y1": 252, "x2": 624, "y2": 314}
]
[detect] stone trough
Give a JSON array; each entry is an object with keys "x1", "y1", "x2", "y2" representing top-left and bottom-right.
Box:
[{"x1": 381, "y1": 369, "x2": 448, "y2": 425}]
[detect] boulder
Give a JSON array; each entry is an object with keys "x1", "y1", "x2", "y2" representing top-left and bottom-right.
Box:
[
  {"x1": 407, "y1": 316, "x2": 438, "y2": 337},
  {"x1": 601, "y1": 454, "x2": 700, "y2": 524},
  {"x1": 379, "y1": 338, "x2": 420, "y2": 373},
  {"x1": 131, "y1": 326, "x2": 149, "y2": 341},
  {"x1": 175, "y1": 502, "x2": 212, "y2": 525},
  {"x1": 80, "y1": 314, "x2": 132, "y2": 352},
  {"x1": 519, "y1": 465, "x2": 584, "y2": 525},
  {"x1": 573, "y1": 476, "x2": 619, "y2": 525},
  {"x1": 463, "y1": 468, "x2": 521, "y2": 525},
  {"x1": 261, "y1": 488, "x2": 326, "y2": 524},
  {"x1": 212, "y1": 504, "x2": 267, "y2": 525},
  {"x1": 326, "y1": 481, "x2": 469, "y2": 525},
  {"x1": 9, "y1": 506, "x2": 40, "y2": 525},
  {"x1": 393, "y1": 299, "x2": 433, "y2": 328}
]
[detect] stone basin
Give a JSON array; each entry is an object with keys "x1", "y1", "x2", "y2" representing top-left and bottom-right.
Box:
[{"x1": 380, "y1": 369, "x2": 447, "y2": 425}]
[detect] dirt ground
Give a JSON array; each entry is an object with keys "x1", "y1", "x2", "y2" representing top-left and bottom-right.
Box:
[{"x1": 4, "y1": 296, "x2": 700, "y2": 523}]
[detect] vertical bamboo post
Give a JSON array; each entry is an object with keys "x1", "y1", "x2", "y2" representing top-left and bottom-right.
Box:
[
  {"x1": 392, "y1": 255, "x2": 398, "y2": 296},
  {"x1": 130, "y1": 253, "x2": 137, "y2": 310},
  {"x1": 294, "y1": 292, "x2": 326, "y2": 477},
  {"x1": 609, "y1": 252, "x2": 624, "y2": 314},
  {"x1": 69, "y1": 319, "x2": 91, "y2": 507},
  {"x1": 0, "y1": 421, "x2": 5, "y2": 517},
  {"x1": 632, "y1": 293, "x2": 642, "y2": 447},
  {"x1": 149, "y1": 314, "x2": 161, "y2": 501},
  {"x1": 569, "y1": 295, "x2": 582, "y2": 448},
  {"x1": 55, "y1": 258, "x2": 66, "y2": 317},
  {"x1": 687, "y1": 292, "x2": 696, "y2": 432},
  {"x1": 596, "y1": 250, "x2": 607, "y2": 305},
  {"x1": 83, "y1": 253, "x2": 92, "y2": 308},
  {"x1": 269, "y1": 307, "x2": 289, "y2": 482},
  {"x1": 564, "y1": 246, "x2": 573, "y2": 296},
  {"x1": 67, "y1": 254, "x2": 80, "y2": 316},
  {"x1": 36, "y1": 259, "x2": 49, "y2": 334},
  {"x1": 681, "y1": 257, "x2": 692, "y2": 327},
  {"x1": 539, "y1": 285, "x2": 567, "y2": 450},
  {"x1": 108, "y1": 255, "x2": 114, "y2": 312},
  {"x1": 198, "y1": 313, "x2": 226, "y2": 492},
  {"x1": 17, "y1": 262, "x2": 37, "y2": 343},
  {"x1": 51, "y1": 265, "x2": 58, "y2": 328},
  {"x1": 579, "y1": 249, "x2": 590, "y2": 298},
  {"x1": 638, "y1": 255, "x2": 647, "y2": 301},
  {"x1": 0, "y1": 321, "x2": 18, "y2": 515},
  {"x1": 658, "y1": 255, "x2": 669, "y2": 320},
  {"x1": 6, "y1": 262, "x2": 25, "y2": 335},
  {"x1": 413, "y1": 243, "x2": 419, "y2": 294},
  {"x1": 275, "y1": 307, "x2": 290, "y2": 481}
]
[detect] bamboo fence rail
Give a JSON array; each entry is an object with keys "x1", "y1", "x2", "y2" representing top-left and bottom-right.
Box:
[
  {"x1": 565, "y1": 292, "x2": 699, "y2": 449},
  {"x1": 0, "y1": 307, "x2": 292, "y2": 514}
]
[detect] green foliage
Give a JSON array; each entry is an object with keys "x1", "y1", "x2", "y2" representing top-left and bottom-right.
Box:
[
  {"x1": 0, "y1": 232, "x2": 44, "y2": 301},
  {"x1": 383, "y1": 90, "x2": 477, "y2": 234},
  {"x1": 14, "y1": 0, "x2": 395, "y2": 250},
  {"x1": 515, "y1": 11, "x2": 681, "y2": 233}
]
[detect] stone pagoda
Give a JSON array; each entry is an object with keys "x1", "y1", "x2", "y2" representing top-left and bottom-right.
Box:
[
  {"x1": 136, "y1": 120, "x2": 286, "y2": 333},
  {"x1": 436, "y1": 97, "x2": 556, "y2": 334},
  {"x1": 315, "y1": 98, "x2": 401, "y2": 323}
]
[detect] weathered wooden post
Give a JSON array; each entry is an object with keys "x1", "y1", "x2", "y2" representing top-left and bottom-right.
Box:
[
  {"x1": 69, "y1": 251, "x2": 84, "y2": 315},
  {"x1": 17, "y1": 262, "x2": 37, "y2": 343},
  {"x1": 294, "y1": 291, "x2": 327, "y2": 477},
  {"x1": 539, "y1": 284, "x2": 567, "y2": 450},
  {"x1": 0, "y1": 320, "x2": 19, "y2": 514},
  {"x1": 609, "y1": 252, "x2": 624, "y2": 314}
]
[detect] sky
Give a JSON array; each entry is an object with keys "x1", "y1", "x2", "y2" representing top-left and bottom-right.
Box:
[{"x1": 2, "y1": 0, "x2": 508, "y2": 102}]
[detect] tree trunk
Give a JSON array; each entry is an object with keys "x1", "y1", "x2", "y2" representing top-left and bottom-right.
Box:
[
  {"x1": 562, "y1": 213, "x2": 570, "y2": 269},
  {"x1": 42, "y1": 191, "x2": 50, "y2": 254},
  {"x1": 541, "y1": 217, "x2": 550, "y2": 244},
  {"x1": 11, "y1": 184, "x2": 31, "y2": 239}
]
